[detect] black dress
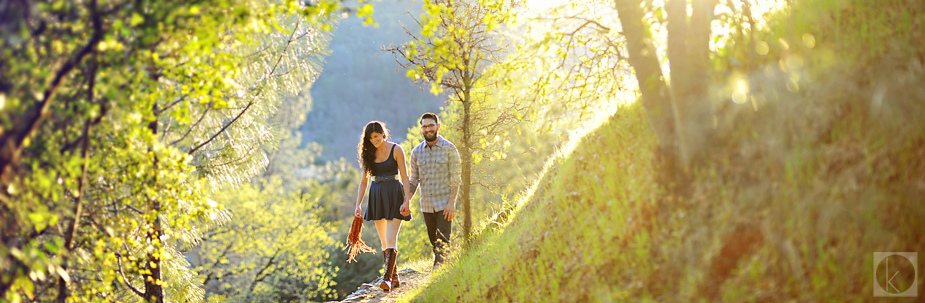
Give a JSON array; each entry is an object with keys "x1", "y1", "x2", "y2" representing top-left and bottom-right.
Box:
[{"x1": 364, "y1": 144, "x2": 411, "y2": 221}]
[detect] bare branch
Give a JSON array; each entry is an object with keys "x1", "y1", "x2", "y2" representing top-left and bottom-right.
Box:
[
  {"x1": 198, "y1": 140, "x2": 264, "y2": 170},
  {"x1": 187, "y1": 100, "x2": 256, "y2": 156},
  {"x1": 156, "y1": 94, "x2": 188, "y2": 115},
  {"x1": 186, "y1": 20, "x2": 301, "y2": 155},
  {"x1": 169, "y1": 103, "x2": 212, "y2": 146},
  {"x1": 201, "y1": 241, "x2": 236, "y2": 286},
  {"x1": 244, "y1": 249, "x2": 281, "y2": 301},
  {"x1": 115, "y1": 253, "x2": 145, "y2": 297}
]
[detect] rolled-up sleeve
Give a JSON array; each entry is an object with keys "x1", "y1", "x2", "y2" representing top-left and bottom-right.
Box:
[{"x1": 447, "y1": 143, "x2": 461, "y2": 203}]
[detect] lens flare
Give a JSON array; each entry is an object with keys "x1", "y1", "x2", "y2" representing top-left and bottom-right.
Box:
[
  {"x1": 756, "y1": 41, "x2": 770, "y2": 55},
  {"x1": 731, "y1": 77, "x2": 750, "y2": 104}
]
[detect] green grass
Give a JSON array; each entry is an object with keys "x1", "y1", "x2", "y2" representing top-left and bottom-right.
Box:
[
  {"x1": 397, "y1": 2, "x2": 925, "y2": 301},
  {"x1": 401, "y1": 70, "x2": 925, "y2": 302},
  {"x1": 404, "y1": 102, "x2": 669, "y2": 302}
]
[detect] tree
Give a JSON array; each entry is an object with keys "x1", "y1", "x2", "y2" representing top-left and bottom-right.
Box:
[
  {"x1": 513, "y1": 0, "x2": 722, "y2": 188},
  {"x1": 0, "y1": 0, "x2": 362, "y2": 301},
  {"x1": 614, "y1": 0, "x2": 717, "y2": 184},
  {"x1": 192, "y1": 177, "x2": 337, "y2": 302},
  {"x1": 387, "y1": 0, "x2": 524, "y2": 243}
]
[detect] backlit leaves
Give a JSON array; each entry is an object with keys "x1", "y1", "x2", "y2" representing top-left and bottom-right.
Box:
[{"x1": 0, "y1": 0, "x2": 345, "y2": 301}]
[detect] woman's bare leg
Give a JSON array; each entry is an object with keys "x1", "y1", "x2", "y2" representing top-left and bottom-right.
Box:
[
  {"x1": 374, "y1": 219, "x2": 388, "y2": 251},
  {"x1": 385, "y1": 219, "x2": 402, "y2": 249}
]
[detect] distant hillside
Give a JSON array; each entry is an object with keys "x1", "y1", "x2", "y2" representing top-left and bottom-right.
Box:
[{"x1": 301, "y1": 0, "x2": 444, "y2": 163}]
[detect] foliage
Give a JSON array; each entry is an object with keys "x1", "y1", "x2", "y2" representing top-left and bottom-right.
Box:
[
  {"x1": 508, "y1": 0, "x2": 632, "y2": 125},
  {"x1": 516, "y1": 0, "x2": 784, "y2": 177},
  {"x1": 772, "y1": 0, "x2": 923, "y2": 69},
  {"x1": 325, "y1": 217, "x2": 387, "y2": 299},
  {"x1": 411, "y1": 64, "x2": 925, "y2": 302},
  {"x1": 192, "y1": 177, "x2": 337, "y2": 302},
  {"x1": 387, "y1": 0, "x2": 525, "y2": 242},
  {"x1": 407, "y1": 0, "x2": 925, "y2": 301},
  {"x1": 0, "y1": 0, "x2": 357, "y2": 301},
  {"x1": 251, "y1": 132, "x2": 370, "y2": 300},
  {"x1": 386, "y1": 0, "x2": 617, "y2": 265},
  {"x1": 391, "y1": 0, "x2": 514, "y2": 96}
]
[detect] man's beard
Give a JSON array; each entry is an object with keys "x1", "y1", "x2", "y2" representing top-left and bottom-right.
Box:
[{"x1": 423, "y1": 131, "x2": 438, "y2": 142}]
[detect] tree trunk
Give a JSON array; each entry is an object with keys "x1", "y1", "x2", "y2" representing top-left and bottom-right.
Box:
[
  {"x1": 614, "y1": 0, "x2": 682, "y2": 184},
  {"x1": 615, "y1": 0, "x2": 716, "y2": 187},
  {"x1": 665, "y1": 0, "x2": 694, "y2": 165},
  {"x1": 143, "y1": 105, "x2": 164, "y2": 303},
  {"x1": 461, "y1": 89, "x2": 473, "y2": 245},
  {"x1": 666, "y1": 0, "x2": 716, "y2": 166},
  {"x1": 143, "y1": 221, "x2": 164, "y2": 303},
  {"x1": 688, "y1": 0, "x2": 717, "y2": 154}
]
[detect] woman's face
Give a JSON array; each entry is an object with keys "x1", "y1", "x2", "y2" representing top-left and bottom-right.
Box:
[{"x1": 369, "y1": 131, "x2": 386, "y2": 148}]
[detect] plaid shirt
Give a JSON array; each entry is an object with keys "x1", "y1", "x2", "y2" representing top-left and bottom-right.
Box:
[{"x1": 409, "y1": 135, "x2": 461, "y2": 213}]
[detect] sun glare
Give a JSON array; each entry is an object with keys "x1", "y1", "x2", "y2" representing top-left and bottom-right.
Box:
[
  {"x1": 524, "y1": 0, "x2": 569, "y2": 11},
  {"x1": 731, "y1": 76, "x2": 750, "y2": 104},
  {"x1": 712, "y1": 0, "x2": 789, "y2": 50}
]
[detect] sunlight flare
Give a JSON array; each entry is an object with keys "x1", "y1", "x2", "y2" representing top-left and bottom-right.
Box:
[{"x1": 731, "y1": 76, "x2": 750, "y2": 104}]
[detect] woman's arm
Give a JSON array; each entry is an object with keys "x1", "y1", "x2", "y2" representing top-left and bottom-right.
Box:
[
  {"x1": 355, "y1": 170, "x2": 370, "y2": 217},
  {"x1": 395, "y1": 144, "x2": 412, "y2": 215}
]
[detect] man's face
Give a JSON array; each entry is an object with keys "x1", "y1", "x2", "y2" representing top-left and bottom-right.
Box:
[{"x1": 421, "y1": 118, "x2": 439, "y2": 142}]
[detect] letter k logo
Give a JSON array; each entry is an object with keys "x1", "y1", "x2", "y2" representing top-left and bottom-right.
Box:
[{"x1": 874, "y1": 252, "x2": 918, "y2": 297}]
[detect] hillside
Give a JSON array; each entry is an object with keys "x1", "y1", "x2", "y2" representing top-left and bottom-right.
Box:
[
  {"x1": 402, "y1": 62, "x2": 925, "y2": 301},
  {"x1": 325, "y1": 0, "x2": 925, "y2": 301}
]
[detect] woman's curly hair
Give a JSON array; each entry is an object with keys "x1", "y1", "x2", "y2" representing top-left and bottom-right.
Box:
[{"x1": 357, "y1": 121, "x2": 389, "y2": 174}]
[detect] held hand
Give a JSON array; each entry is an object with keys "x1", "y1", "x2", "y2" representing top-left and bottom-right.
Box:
[
  {"x1": 443, "y1": 203, "x2": 456, "y2": 221},
  {"x1": 400, "y1": 201, "x2": 411, "y2": 216},
  {"x1": 355, "y1": 205, "x2": 362, "y2": 218}
]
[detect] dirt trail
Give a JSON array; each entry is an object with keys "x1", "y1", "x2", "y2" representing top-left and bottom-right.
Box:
[{"x1": 335, "y1": 269, "x2": 429, "y2": 303}]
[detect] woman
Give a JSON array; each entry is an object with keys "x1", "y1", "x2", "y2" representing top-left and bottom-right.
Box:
[{"x1": 354, "y1": 121, "x2": 412, "y2": 292}]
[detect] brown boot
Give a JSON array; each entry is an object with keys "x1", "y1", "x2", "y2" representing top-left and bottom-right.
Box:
[
  {"x1": 390, "y1": 249, "x2": 401, "y2": 288},
  {"x1": 379, "y1": 249, "x2": 395, "y2": 292}
]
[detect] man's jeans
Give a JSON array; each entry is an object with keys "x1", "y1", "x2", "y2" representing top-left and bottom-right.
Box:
[{"x1": 422, "y1": 211, "x2": 452, "y2": 266}]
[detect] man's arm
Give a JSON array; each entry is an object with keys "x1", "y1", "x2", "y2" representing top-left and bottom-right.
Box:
[{"x1": 447, "y1": 143, "x2": 461, "y2": 204}]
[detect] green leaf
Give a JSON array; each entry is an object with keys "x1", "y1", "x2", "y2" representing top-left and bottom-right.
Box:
[
  {"x1": 130, "y1": 13, "x2": 144, "y2": 27},
  {"x1": 27, "y1": 212, "x2": 48, "y2": 232},
  {"x1": 14, "y1": 276, "x2": 33, "y2": 300}
]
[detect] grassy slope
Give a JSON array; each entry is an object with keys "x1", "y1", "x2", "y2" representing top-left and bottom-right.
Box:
[
  {"x1": 403, "y1": 1, "x2": 925, "y2": 301},
  {"x1": 403, "y1": 65, "x2": 925, "y2": 303},
  {"x1": 405, "y1": 102, "x2": 670, "y2": 302}
]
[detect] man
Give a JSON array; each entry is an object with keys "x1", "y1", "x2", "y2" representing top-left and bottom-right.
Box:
[{"x1": 408, "y1": 112, "x2": 461, "y2": 267}]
